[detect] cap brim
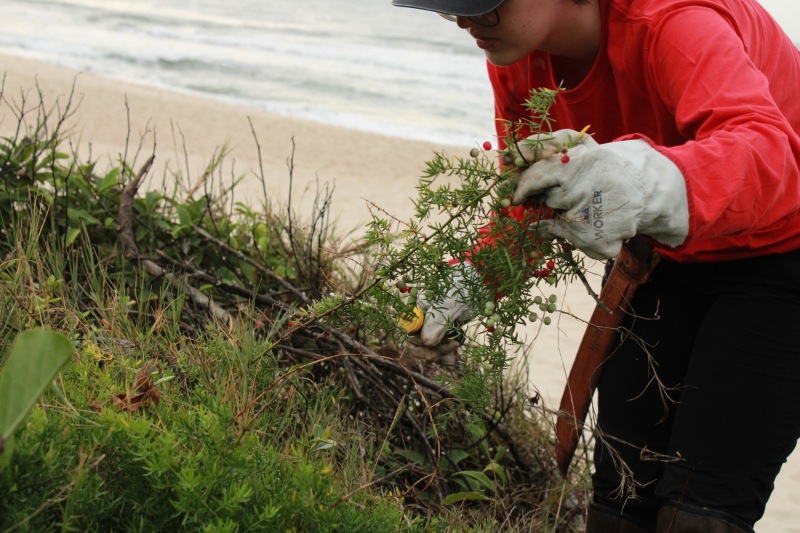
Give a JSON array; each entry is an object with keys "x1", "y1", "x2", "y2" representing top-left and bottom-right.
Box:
[{"x1": 391, "y1": 0, "x2": 504, "y2": 17}]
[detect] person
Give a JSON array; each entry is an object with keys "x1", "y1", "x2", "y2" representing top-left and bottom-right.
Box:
[{"x1": 391, "y1": 0, "x2": 800, "y2": 531}]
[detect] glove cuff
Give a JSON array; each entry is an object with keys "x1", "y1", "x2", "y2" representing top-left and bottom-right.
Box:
[{"x1": 609, "y1": 140, "x2": 689, "y2": 249}]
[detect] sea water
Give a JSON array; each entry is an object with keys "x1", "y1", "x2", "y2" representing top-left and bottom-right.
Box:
[{"x1": 0, "y1": 0, "x2": 496, "y2": 147}]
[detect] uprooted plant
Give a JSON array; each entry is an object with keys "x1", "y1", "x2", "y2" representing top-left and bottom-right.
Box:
[{"x1": 307, "y1": 87, "x2": 598, "y2": 412}]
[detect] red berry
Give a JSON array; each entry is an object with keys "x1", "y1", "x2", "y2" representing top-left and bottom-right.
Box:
[
  {"x1": 522, "y1": 200, "x2": 537, "y2": 210},
  {"x1": 560, "y1": 155, "x2": 570, "y2": 164},
  {"x1": 546, "y1": 260, "x2": 555, "y2": 270},
  {"x1": 561, "y1": 147, "x2": 569, "y2": 154},
  {"x1": 486, "y1": 326, "x2": 495, "y2": 333},
  {"x1": 347, "y1": 326, "x2": 357, "y2": 334},
  {"x1": 483, "y1": 141, "x2": 492, "y2": 150},
  {"x1": 399, "y1": 286, "x2": 411, "y2": 294}
]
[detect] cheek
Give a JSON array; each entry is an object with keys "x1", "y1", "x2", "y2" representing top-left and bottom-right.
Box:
[
  {"x1": 510, "y1": 27, "x2": 543, "y2": 57},
  {"x1": 512, "y1": 25, "x2": 535, "y2": 47}
]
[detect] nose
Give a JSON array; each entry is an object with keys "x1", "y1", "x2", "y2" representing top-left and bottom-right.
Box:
[{"x1": 455, "y1": 16, "x2": 473, "y2": 29}]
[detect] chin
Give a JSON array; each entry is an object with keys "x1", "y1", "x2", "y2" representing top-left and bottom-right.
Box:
[{"x1": 485, "y1": 51, "x2": 526, "y2": 67}]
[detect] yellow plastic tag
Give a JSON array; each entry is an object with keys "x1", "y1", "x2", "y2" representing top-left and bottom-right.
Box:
[{"x1": 397, "y1": 307, "x2": 424, "y2": 334}]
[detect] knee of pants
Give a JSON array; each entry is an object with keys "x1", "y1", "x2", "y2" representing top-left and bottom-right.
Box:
[{"x1": 657, "y1": 500, "x2": 755, "y2": 533}]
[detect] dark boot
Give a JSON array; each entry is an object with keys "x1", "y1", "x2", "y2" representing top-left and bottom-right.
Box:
[
  {"x1": 586, "y1": 502, "x2": 653, "y2": 532},
  {"x1": 656, "y1": 501, "x2": 754, "y2": 533}
]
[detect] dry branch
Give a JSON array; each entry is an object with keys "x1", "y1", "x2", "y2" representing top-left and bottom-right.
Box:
[{"x1": 118, "y1": 154, "x2": 233, "y2": 328}]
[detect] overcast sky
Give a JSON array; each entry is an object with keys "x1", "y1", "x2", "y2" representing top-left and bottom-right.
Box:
[{"x1": 756, "y1": 0, "x2": 800, "y2": 42}]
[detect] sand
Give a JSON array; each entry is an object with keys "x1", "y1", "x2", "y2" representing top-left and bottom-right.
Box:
[{"x1": 1, "y1": 53, "x2": 797, "y2": 532}]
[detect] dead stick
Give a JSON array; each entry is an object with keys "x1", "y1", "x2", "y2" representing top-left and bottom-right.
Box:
[
  {"x1": 118, "y1": 155, "x2": 233, "y2": 328},
  {"x1": 191, "y1": 224, "x2": 310, "y2": 304}
]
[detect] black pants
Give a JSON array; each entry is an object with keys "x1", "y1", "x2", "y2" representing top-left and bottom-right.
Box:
[{"x1": 592, "y1": 249, "x2": 800, "y2": 528}]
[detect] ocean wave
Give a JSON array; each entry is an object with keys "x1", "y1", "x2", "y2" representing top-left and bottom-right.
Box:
[{"x1": 0, "y1": 0, "x2": 495, "y2": 146}]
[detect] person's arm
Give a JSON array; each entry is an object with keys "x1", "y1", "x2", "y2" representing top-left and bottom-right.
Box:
[
  {"x1": 631, "y1": 6, "x2": 800, "y2": 247},
  {"x1": 510, "y1": 7, "x2": 800, "y2": 260}
]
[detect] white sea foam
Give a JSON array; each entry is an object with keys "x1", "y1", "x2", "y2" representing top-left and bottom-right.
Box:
[{"x1": 0, "y1": 0, "x2": 496, "y2": 147}]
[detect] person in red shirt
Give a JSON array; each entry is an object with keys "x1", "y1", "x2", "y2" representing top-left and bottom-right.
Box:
[{"x1": 393, "y1": 0, "x2": 800, "y2": 531}]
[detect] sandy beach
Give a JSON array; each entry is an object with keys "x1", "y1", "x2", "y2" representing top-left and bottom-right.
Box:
[{"x1": 1, "y1": 53, "x2": 798, "y2": 531}]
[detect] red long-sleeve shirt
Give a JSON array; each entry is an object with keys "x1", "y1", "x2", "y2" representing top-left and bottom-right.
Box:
[{"x1": 489, "y1": 0, "x2": 800, "y2": 262}]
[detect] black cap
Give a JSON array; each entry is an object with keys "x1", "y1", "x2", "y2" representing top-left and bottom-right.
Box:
[{"x1": 392, "y1": 0, "x2": 504, "y2": 17}]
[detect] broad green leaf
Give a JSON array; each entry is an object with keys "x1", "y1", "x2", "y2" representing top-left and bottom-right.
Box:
[
  {"x1": 254, "y1": 223, "x2": 268, "y2": 239},
  {"x1": 239, "y1": 262, "x2": 256, "y2": 284},
  {"x1": 310, "y1": 439, "x2": 336, "y2": 453},
  {"x1": 79, "y1": 161, "x2": 97, "y2": 175},
  {"x1": 0, "y1": 330, "x2": 73, "y2": 440},
  {"x1": 143, "y1": 191, "x2": 164, "y2": 211},
  {"x1": 67, "y1": 208, "x2": 101, "y2": 226},
  {"x1": 483, "y1": 461, "x2": 508, "y2": 485},
  {"x1": 98, "y1": 167, "x2": 120, "y2": 192},
  {"x1": 274, "y1": 264, "x2": 288, "y2": 279},
  {"x1": 0, "y1": 434, "x2": 15, "y2": 470},
  {"x1": 467, "y1": 420, "x2": 487, "y2": 441},
  {"x1": 453, "y1": 470, "x2": 495, "y2": 492},
  {"x1": 217, "y1": 266, "x2": 238, "y2": 286},
  {"x1": 177, "y1": 205, "x2": 193, "y2": 226},
  {"x1": 445, "y1": 448, "x2": 471, "y2": 466},
  {"x1": 441, "y1": 491, "x2": 491, "y2": 506},
  {"x1": 493, "y1": 445, "x2": 507, "y2": 462},
  {"x1": 65, "y1": 227, "x2": 81, "y2": 246},
  {"x1": 394, "y1": 448, "x2": 427, "y2": 465}
]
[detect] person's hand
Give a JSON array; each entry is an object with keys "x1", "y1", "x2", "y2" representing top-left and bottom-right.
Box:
[
  {"x1": 416, "y1": 263, "x2": 480, "y2": 346},
  {"x1": 511, "y1": 133, "x2": 689, "y2": 260},
  {"x1": 505, "y1": 128, "x2": 591, "y2": 164}
]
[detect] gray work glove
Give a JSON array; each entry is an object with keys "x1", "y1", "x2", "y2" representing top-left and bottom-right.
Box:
[
  {"x1": 416, "y1": 262, "x2": 481, "y2": 346},
  {"x1": 511, "y1": 130, "x2": 689, "y2": 259}
]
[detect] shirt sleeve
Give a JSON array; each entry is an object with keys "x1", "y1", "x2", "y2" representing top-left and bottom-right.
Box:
[{"x1": 634, "y1": 7, "x2": 800, "y2": 245}]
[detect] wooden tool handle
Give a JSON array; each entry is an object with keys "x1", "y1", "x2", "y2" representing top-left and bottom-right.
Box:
[{"x1": 554, "y1": 237, "x2": 659, "y2": 477}]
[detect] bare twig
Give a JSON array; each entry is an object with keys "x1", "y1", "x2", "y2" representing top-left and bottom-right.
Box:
[
  {"x1": 118, "y1": 155, "x2": 233, "y2": 328},
  {"x1": 191, "y1": 225, "x2": 310, "y2": 304}
]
